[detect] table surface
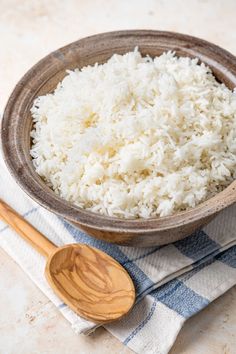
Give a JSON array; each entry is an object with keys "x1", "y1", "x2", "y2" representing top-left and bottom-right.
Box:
[{"x1": 1, "y1": 1, "x2": 236, "y2": 353}]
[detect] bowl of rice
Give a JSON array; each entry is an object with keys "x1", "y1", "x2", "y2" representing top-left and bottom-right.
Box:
[{"x1": 2, "y1": 30, "x2": 236, "y2": 246}]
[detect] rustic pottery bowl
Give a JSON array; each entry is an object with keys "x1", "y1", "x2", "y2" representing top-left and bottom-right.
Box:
[{"x1": 2, "y1": 30, "x2": 236, "y2": 247}]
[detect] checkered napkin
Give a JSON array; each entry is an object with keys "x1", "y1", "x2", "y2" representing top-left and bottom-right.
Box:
[{"x1": 0, "y1": 151, "x2": 236, "y2": 354}]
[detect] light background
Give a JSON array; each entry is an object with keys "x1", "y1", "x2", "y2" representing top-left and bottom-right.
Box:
[{"x1": 0, "y1": 1, "x2": 236, "y2": 353}]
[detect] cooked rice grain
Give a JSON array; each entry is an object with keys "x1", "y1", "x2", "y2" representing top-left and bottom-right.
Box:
[{"x1": 30, "y1": 50, "x2": 236, "y2": 218}]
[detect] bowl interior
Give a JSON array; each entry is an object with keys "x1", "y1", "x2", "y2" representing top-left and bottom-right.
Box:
[{"x1": 2, "y1": 30, "x2": 236, "y2": 232}]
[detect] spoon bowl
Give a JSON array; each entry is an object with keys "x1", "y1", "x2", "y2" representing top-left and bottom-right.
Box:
[
  {"x1": 0, "y1": 199, "x2": 135, "y2": 323},
  {"x1": 46, "y1": 243, "x2": 135, "y2": 323}
]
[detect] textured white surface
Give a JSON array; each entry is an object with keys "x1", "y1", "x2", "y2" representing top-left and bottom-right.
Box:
[{"x1": 0, "y1": 1, "x2": 236, "y2": 353}]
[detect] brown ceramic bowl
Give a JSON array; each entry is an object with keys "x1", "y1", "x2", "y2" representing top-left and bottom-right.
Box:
[{"x1": 2, "y1": 30, "x2": 236, "y2": 247}]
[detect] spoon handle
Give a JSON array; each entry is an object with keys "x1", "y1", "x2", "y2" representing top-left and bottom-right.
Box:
[{"x1": 0, "y1": 199, "x2": 56, "y2": 258}]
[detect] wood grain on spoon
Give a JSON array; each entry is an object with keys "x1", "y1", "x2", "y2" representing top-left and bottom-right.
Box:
[
  {"x1": 46, "y1": 244, "x2": 135, "y2": 323},
  {"x1": 0, "y1": 199, "x2": 135, "y2": 323}
]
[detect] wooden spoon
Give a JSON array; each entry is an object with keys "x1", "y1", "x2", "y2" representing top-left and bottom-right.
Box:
[{"x1": 0, "y1": 199, "x2": 135, "y2": 323}]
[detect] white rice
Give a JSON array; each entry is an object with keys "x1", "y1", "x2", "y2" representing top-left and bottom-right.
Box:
[{"x1": 30, "y1": 49, "x2": 236, "y2": 218}]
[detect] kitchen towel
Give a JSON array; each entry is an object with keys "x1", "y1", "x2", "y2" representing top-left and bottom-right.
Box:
[{"x1": 0, "y1": 152, "x2": 236, "y2": 354}]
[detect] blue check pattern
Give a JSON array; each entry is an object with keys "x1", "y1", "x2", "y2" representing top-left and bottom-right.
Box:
[{"x1": 61, "y1": 216, "x2": 236, "y2": 354}]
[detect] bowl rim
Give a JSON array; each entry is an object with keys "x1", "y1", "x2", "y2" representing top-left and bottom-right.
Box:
[{"x1": 2, "y1": 29, "x2": 236, "y2": 233}]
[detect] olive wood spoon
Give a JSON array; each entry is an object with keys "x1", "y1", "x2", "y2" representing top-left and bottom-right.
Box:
[{"x1": 0, "y1": 199, "x2": 135, "y2": 323}]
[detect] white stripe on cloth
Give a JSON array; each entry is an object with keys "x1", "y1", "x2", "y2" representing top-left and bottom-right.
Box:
[
  {"x1": 0, "y1": 147, "x2": 236, "y2": 354},
  {"x1": 107, "y1": 298, "x2": 184, "y2": 354},
  {"x1": 184, "y1": 260, "x2": 236, "y2": 300}
]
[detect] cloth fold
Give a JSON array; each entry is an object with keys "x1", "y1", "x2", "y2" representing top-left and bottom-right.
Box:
[{"x1": 0, "y1": 152, "x2": 236, "y2": 354}]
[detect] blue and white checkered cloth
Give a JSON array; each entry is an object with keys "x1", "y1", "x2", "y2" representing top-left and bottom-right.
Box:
[{"x1": 0, "y1": 152, "x2": 236, "y2": 354}]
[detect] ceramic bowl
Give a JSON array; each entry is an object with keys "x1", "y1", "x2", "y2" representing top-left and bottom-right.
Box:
[{"x1": 2, "y1": 30, "x2": 236, "y2": 246}]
